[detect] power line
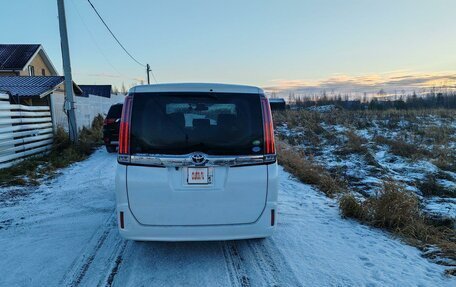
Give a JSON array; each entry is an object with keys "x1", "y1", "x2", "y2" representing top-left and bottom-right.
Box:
[
  {"x1": 87, "y1": 0, "x2": 144, "y2": 67},
  {"x1": 70, "y1": 0, "x2": 124, "y2": 77},
  {"x1": 86, "y1": 0, "x2": 158, "y2": 83},
  {"x1": 148, "y1": 64, "x2": 158, "y2": 84}
]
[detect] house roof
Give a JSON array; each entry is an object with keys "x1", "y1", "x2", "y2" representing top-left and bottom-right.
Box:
[
  {"x1": 0, "y1": 44, "x2": 58, "y2": 75},
  {"x1": 0, "y1": 44, "x2": 40, "y2": 70},
  {"x1": 79, "y1": 85, "x2": 112, "y2": 98},
  {"x1": 0, "y1": 76, "x2": 82, "y2": 98}
]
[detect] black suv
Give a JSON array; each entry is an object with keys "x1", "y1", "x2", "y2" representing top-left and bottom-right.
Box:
[{"x1": 103, "y1": 103, "x2": 123, "y2": 153}]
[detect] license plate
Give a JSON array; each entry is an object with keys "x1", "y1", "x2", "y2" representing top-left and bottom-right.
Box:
[{"x1": 187, "y1": 167, "x2": 212, "y2": 184}]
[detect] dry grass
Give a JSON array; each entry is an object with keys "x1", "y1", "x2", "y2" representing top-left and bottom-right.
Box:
[
  {"x1": 415, "y1": 125, "x2": 455, "y2": 145},
  {"x1": 339, "y1": 130, "x2": 368, "y2": 155},
  {"x1": 275, "y1": 108, "x2": 455, "y2": 166},
  {"x1": 274, "y1": 108, "x2": 456, "y2": 273},
  {"x1": 0, "y1": 114, "x2": 105, "y2": 186},
  {"x1": 432, "y1": 146, "x2": 456, "y2": 173},
  {"x1": 331, "y1": 130, "x2": 381, "y2": 168},
  {"x1": 276, "y1": 140, "x2": 346, "y2": 197},
  {"x1": 445, "y1": 268, "x2": 456, "y2": 276},
  {"x1": 339, "y1": 181, "x2": 456, "y2": 268},
  {"x1": 418, "y1": 174, "x2": 455, "y2": 198},
  {"x1": 339, "y1": 194, "x2": 365, "y2": 219},
  {"x1": 374, "y1": 136, "x2": 431, "y2": 160},
  {"x1": 274, "y1": 108, "x2": 456, "y2": 132}
]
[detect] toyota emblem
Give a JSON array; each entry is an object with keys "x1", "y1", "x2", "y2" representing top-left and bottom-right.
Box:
[{"x1": 191, "y1": 153, "x2": 206, "y2": 165}]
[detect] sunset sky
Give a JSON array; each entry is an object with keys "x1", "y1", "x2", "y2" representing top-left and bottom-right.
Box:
[{"x1": 2, "y1": 0, "x2": 455, "y2": 96}]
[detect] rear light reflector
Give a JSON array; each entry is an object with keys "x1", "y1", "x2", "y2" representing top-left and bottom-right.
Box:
[
  {"x1": 261, "y1": 97, "x2": 276, "y2": 156},
  {"x1": 119, "y1": 95, "x2": 133, "y2": 156},
  {"x1": 271, "y1": 209, "x2": 275, "y2": 226},
  {"x1": 119, "y1": 211, "x2": 124, "y2": 229}
]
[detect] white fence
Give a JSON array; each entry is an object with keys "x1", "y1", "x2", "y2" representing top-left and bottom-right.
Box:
[
  {"x1": 51, "y1": 92, "x2": 125, "y2": 129},
  {"x1": 0, "y1": 92, "x2": 125, "y2": 169},
  {"x1": 0, "y1": 93, "x2": 53, "y2": 169}
]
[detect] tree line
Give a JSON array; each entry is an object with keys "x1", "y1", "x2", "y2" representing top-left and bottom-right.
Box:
[{"x1": 292, "y1": 92, "x2": 456, "y2": 110}]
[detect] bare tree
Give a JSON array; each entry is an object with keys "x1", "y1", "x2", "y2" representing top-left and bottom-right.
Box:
[
  {"x1": 121, "y1": 82, "x2": 127, "y2": 94},
  {"x1": 112, "y1": 85, "x2": 119, "y2": 95}
]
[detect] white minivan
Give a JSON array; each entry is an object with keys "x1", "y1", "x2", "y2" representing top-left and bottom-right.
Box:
[{"x1": 115, "y1": 83, "x2": 278, "y2": 241}]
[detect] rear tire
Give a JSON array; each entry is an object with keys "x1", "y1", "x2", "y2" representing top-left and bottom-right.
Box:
[{"x1": 106, "y1": 145, "x2": 116, "y2": 153}]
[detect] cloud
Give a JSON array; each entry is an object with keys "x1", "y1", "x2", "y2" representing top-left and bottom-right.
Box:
[{"x1": 265, "y1": 71, "x2": 456, "y2": 97}]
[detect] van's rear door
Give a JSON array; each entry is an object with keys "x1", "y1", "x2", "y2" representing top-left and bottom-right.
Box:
[
  {"x1": 127, "y1": 164, "x2": 267, "y2": 225},
  {"x1": 126, "y1": 92, "x2": 268, "y2": 226}
]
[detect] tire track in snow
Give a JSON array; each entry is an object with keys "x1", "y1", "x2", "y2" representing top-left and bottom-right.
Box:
[
  {"x1": 222, "y1": 239, "x2": 302, "y2": 287},
  {"x1": 222, "y1": 241, "x2": 251, "y2": 287},
  {"x1": 99, "y1": 240, "x2": 128, "y2": 287},
  {"x1": 59, "y1": 211, "x2": 123, "y2": 287},
  {"x1": 246, "y1": 239, "x2": 302, "y2": 287},
  {"x1": 59, "y1": 213, "x2": 114, "y2": 286}
]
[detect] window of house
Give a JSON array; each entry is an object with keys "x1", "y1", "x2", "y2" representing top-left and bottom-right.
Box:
[
  {"x1": 41, "y1": 69, "x2": 46, "y2": 76},
  {"x1": 28, "y1": 65, "x2": 35, "y2": 76}
]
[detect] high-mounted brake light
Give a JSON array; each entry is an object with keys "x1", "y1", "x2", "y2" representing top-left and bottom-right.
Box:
[
  {"x1": 118, "y1": 95, "x2": 133, "y2": 156},
  {"x1": 261, "y1": 97, "x2": 276, "y2": 156}
]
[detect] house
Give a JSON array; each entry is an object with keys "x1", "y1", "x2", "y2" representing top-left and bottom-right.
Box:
[
  {"x1": 0, "y1": 44, "x2": 125, "y2": 129},
  {"x1": 0, "y1": 44, "x2": 58, "y2": 77},
  {"x1": 0, "y1": 44, "x2": 127, "y2": 167}
]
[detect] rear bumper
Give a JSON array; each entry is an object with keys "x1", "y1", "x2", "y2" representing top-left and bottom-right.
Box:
[
  {"x1": 116, "y1": 202, "x2": 277, "y2": 241},
  {"x1": 103, "y1": 129, "x2": 119, "y2": 145},
  {"x1": 103, "y1": 135, "x2": 119, "y2": 145}
]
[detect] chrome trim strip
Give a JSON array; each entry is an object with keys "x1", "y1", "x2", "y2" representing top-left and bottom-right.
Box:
[{"x1": 127, "y1": 153, "x2": 276, "y2": 167}]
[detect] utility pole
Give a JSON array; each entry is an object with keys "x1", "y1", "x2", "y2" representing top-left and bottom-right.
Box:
[
  {"x1": 57, "y1": 0, "x2": 78, "y2": 142},
  {"x1": 146, "y1": 64, "x2": 151, "y2": 84}
]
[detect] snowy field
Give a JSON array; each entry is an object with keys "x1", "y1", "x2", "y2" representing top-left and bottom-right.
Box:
[
  {"x1": 0, "y1": 149, "x2": 454, "y2": 286},
  {"x1": 275, "y1": 109, "x2": 456, "y2": 220}
]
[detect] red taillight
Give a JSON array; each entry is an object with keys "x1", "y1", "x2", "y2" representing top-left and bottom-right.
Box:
[
  {"x1": 261, "y1": 97, "x2": 275, "y2": 155},
  {"x1": 119, "y1": 211, "x2": 124, "y2": 229},
  {"x1": 119, "y1": 95, "x2": 133, "y2": 155}
]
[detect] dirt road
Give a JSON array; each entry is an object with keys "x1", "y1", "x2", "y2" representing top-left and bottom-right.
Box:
[{"x1": 0, "y1": 149, "x2": 452, "y2": 286}]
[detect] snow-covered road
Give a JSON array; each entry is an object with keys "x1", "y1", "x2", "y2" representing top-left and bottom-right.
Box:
[{"x1": 0, "y1": 149, "x2": 454, "y2": 286}]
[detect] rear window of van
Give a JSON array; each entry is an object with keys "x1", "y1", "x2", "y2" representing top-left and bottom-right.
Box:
[{"x1": 129, "y1": 92, "x2": 264, "y2": 155}]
